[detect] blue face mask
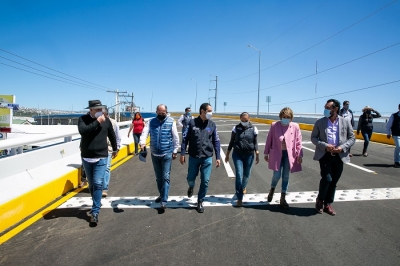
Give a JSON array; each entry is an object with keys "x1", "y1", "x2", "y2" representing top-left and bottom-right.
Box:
[
  {"x1": 324, "y1": 109, "x2": 332, "y2": 118},
  {"x1": 186, "y1": 112, "x2": 191, "y2": 116},
  {"x1": 281, "y1": 118, "x2": 290, "y2": 125}
]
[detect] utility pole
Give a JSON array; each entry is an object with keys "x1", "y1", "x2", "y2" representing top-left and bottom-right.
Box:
[
  {"x1": 107, "y1": 89, "x2": 127, "y2": 122},
  {"x1": 119, "y1": 92, "x2": 135, "y2": 119},
  {"x1": 210, "y1": 75, "x2": 218, "y2": 112}
]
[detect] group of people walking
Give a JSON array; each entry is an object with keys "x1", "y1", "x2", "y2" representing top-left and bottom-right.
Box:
[
  {"x1": 136, "y1": 99, "x2": 354, "y2": 217},
  {"x1": 78, "y1": 98, "x2": 400, "y2": 225}
]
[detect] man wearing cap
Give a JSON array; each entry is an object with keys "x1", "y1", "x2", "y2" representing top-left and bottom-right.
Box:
[
  {"x1": 78, "y1": 100, "x2": 119, "y2": 225},
  {"x1": 102, "y1": 107, "x2": 121, "y2": 197},
  {"x1": 386, "y1": 104, "x2": 400, "y2": 168},
  {"x1": 140, "y1": 104, "x2": 179, "y2": 212},
  {"x1": 311, "y1": 99, "x2": 355, "y2": 216}
]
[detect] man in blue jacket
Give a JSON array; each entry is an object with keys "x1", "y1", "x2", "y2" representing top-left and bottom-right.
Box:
[
  {"x1": 140, "y1": 104, "x2": 179, "y2": 212},
  {"x1": 180, "y1": 103, "x2": 221, "y2": 213}
]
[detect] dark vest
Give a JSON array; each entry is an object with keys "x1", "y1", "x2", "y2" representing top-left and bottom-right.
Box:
[
  {"x1": 391, "y1": 112, "x2": 400, "y2": 136},
  {"x1": 149, "y1": 117, "x2": 174, "y2": 155},
  {"x1": 181, "y1": 114, "x2": 192, "y2": 129},
  {"x1": 233, "y1": 123, "x2": 255, "y2": 153},
  {"x1": 360, "y1": 113, "x2": 374, "y2": 128}
]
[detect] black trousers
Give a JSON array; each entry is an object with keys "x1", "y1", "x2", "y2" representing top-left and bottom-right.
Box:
[{"x1": 318, "y1": 152, "x2": 344, "y2": 204}]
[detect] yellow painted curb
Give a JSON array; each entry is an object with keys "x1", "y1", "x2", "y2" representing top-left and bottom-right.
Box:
[
  {"x1": 213, "y1": 115, "x2": 395, "y2": 146},
  {"x1": 0, "y1": 143, "x2": 137, "y2": 244},
  {"x1": 0, "y1": 186, "x2": 86, "y2": 245}
]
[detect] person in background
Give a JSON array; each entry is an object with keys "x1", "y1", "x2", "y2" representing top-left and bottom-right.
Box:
[
  {"x1": 339, "y1": 100, "x2": 354, "y2": 157},
  {"x1": 357, "y1": 106, "x2": 381, "y2": 157},
  {"x1": 225, "y1": 112, "x2": 259, "y2": 207},
  {"x1": 128, "y1": 112, "x2": 145, "y2": 155},
  {"x1": 78, "y1": 100, "x2": 118, "y2": 225},
  {"x1": 386, "y1": 104, "x2": 400, "y2": 168},
  {"x1": 311, "y1": 99, "x2": 355, "y2": 216},
  {"x1": 180, "y1": 103, "x2": 221, "y2": 213},
  {"x1": 264, "y1": 107, "x2": 303, "y2": 208},
  {"x1": 140, "y1": 104, "x2": 179, "y2": 212},
  {"x1": 177, "y1": 107, "x2": 194, "y2": 153},
  {"x1": 102, "y1": 107, "x2": 121, "y2": 197}
]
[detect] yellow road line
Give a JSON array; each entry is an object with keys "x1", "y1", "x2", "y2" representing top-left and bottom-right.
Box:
[{"x1": 0, "y1": 154, "x2": 136, "y2": 245}]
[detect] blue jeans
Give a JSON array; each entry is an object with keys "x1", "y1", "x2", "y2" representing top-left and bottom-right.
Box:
[
  {"x1": 271, "y1": 150, "x2": 290, "y2": 193},
  {"x1": 362, "y1": 128, "x2": 373, "y2": 151},
  {"x1": 151, "y1": 153, "x2": 172, "y2": 204},
  {"x1": 133, "y1": 133, "x2": 141, "y2": 154},
  {"x1": 81, "y1": 158, "x2": 107, "y2": 215},
  {"x1": 232, "y1": 150, "x2": 254, "y2": 200},
  {"x1": 103, "y1": 153, "x2": 112, "y2": 191},
  {"x1": 394, "y1": 136, "x2": 400, "y2": 163},
  {"x1": 187, "y1": 156, "x2": 213, "y2": 202}
]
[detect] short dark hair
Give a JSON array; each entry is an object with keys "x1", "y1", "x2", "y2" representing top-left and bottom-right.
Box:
[
  {"x1": 199, "y1": 103, "x2": 211, "y2": 114},
  {"x1": 398, "y1": 103, "x2": 400, "y2": 109},
  {"x1": 327, "y1": 99, "x2": 340, "y2": 114},
  {"x1": 343, "y1": 101, "x2": 349, "y2": 105},
  {"x1": 185, "y1": 107, "x2": 191, "y2": 112},
  {"x1": 240, "y1": 112, "x2": 249, "y2": 118}
]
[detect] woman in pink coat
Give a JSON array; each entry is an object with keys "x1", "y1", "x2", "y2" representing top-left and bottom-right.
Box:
[{"x1": 264, "y1": 107, "x2": 303, "y2": 208}]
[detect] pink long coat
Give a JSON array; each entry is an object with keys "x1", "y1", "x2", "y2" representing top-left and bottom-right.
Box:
[{"x1": 264, "y1": 121, "x2": 303, "y2": 173}]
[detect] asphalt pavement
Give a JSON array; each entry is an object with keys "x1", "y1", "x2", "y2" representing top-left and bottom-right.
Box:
[{"x1": 1, "y1": 117, "x2": 399, "y2": 266}]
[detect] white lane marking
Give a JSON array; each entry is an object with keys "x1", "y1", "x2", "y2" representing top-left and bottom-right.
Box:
[
  {"x1": 302, "y1": 146, "x2": 376, "y2": 173},
  {"x1": 219, "y1": 147, "x2": 235, "y2": 177},
  {"x1": 59, "y1": 187, "x2": 400, "y2": 209}
]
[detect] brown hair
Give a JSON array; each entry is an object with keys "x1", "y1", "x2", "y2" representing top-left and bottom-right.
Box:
[{"x1": 279, "y1": 107, "x2": 293, "y2": 120}]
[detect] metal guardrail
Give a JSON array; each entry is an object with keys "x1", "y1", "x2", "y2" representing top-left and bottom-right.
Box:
[{"x1": 0, "y1": 121, "x2": 132, "y2": 156}]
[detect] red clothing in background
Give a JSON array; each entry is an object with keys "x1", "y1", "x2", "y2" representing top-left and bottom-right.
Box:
[{"x1": 133, "y1": 119, "x2": 145, "y2": 134}]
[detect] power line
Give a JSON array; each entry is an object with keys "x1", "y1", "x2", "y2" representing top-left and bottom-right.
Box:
[
  {"x1": 0, "y1": 62, "x2": 106, "y2": 91},
  {"x1": 216, "y1": 1, "x2": 328, "y2": 75},
  {"x1": 0, "y1": 48, "x2": 112, "y2": 90},
  {"x1": 225, "y1": 79, "x2": 400, "y2": 108},
  {"x1": 265, "y1": 79, "x2": 400, "y2": 107},
  {"x1": 220, "y1": 42, "x2": 400, "y2": 95},
  {"x1": 0, "y1": 55, "x2": 108, "y2": 91},
  {"x1": 221, "y1": 0, "x2": 398, "y2": 83},
  {"x1": 260, "y1": 1, "x2": 328, "y2": 50}
]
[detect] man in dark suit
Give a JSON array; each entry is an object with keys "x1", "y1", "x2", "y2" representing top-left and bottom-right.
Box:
[{"x1": 311, "y1": 99, "x2": 355, "y2": 215}]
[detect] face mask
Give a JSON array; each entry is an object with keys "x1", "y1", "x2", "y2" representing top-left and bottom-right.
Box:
[
  {"x1": 324, "y1": 109, "x2": 331, "y2": 118},
  {"x1": 95, "y1": 111, "x2": 103, "y2": 118},
  {"x1": 205, "y1": 112, "x2": 212, "y2": 120},
  {"x1": 186, "y1": 112, "x2": 191, "y2": 116},
  {"x1": 281, "y1": 118, "x2": 290, "y2": 125},
  {"x1": 344, "y1": 105, "x2": 349, "y2": 110},
  {"x1": 240, "y1": 121, "x2": 249, "y2": 127},
  {"x1": 157, "y1": 114, "x2": 167, "y2": 121}
]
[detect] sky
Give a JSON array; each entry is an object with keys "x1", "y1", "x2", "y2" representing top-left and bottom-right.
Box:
[{"x1": 1, "y1": 0, "x2": 399, "y2": 116}]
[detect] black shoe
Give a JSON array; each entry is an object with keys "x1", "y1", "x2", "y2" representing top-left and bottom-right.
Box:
[
  {"x1": 187, "y1": 187, "x2": 194, "y2": 198},
  {"x1": 160, "y1": 203, "x2": 166, "y2": 213},
  {"x1": 394, "y1": 162, "x2": 400, "y2": 168},
  {"x1": 90, "y1": 214, "x2": 98, "y2": 224},
  {"x1": 196, "y1": 201, "x2": 204, "y2": 213},
  {"x1": 155, "y1": 196, "x2": 162, "y2": 203}
]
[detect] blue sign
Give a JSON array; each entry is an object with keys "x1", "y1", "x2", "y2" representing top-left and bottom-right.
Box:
[{"x1": 7, "y1": 103, "x2": 19, "y2": 110}]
